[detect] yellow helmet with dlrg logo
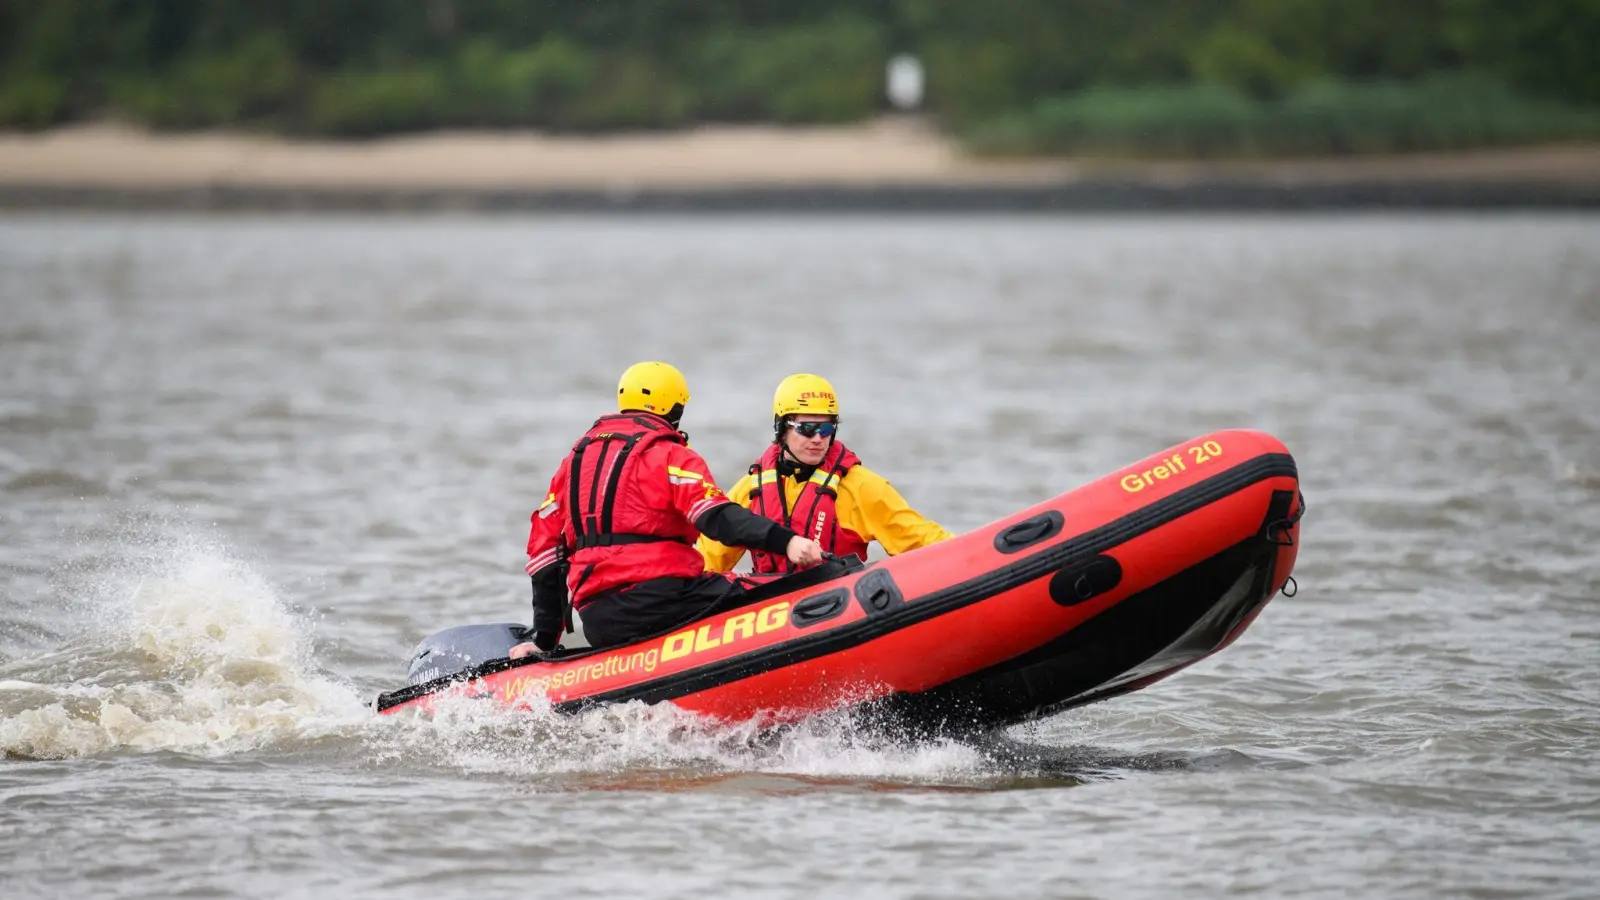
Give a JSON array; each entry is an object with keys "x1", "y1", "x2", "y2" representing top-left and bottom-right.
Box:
[
  {"x1": 772, "y1": 373, "x2": 839, "y2": 441},
  {"x1": 617, "y1": 361, "x2": 691, "y2": 424},
  {"x1": 773, "y1": 373, "x2": 840, "y2": 418}
]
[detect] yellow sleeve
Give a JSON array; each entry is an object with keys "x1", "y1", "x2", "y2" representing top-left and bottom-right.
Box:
[
  {"x1": 697, "y1": 471, "x2": 757, "y2": 572},
  {"x1": 841, "y1": 466, "x2": 955, "y2": 556}
]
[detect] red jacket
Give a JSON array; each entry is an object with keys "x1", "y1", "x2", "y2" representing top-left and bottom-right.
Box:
[
  {"x1": 525, "y1": 413, "x2": 730, "y2": 607},
  {"x1": 746, "y1": 440, "x2": 869, "y2": 574}
]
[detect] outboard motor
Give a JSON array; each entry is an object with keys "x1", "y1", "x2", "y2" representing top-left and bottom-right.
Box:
[{"x1": 405, "y1": 623, "x2": 527, "y2": 686}]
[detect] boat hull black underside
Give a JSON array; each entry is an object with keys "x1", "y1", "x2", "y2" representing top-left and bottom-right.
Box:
[{"x1": 856, "y1": 534, "x2": 1284, "y2": 736}]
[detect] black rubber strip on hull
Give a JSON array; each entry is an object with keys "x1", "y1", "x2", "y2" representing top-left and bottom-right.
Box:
[{"x1": 863, "y1": 536, "x2": 1282, "y2": 735}]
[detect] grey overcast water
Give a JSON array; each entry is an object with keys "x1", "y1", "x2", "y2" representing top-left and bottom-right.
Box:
[{"x1": 1, "y1": 213, "x2": 1597, "y2": 899}]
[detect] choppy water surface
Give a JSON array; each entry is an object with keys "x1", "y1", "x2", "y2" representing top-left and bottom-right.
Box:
[{"x1": 2, "y1": 213, "x2": 1597, "y2": 899}]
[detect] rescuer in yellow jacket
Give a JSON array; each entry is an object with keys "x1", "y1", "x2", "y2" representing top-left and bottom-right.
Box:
[{"x1": 698, "y1": 373, "x2": 954, "y2": 574}]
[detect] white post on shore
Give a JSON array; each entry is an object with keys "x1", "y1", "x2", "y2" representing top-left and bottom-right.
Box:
[{"x1": 886, "y1": 54, "x2": 925, "y2": 110}]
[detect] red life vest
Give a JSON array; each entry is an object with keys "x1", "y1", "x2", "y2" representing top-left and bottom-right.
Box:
[
  {"x1": 747, "y1": 440, "x2": 869, "y2": 574},
  {"x1": 562, "y1": 413, "x2": 705, "y2": 606}
]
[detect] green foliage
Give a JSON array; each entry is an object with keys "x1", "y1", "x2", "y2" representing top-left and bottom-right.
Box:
[
  {"x1": 2, "y1": 0, "x2": 1598, "y2": 154},
  {"x1": 903, "y1": 0, "x2": 1229, "y2": 124},
  {"x1": 1447, "y1": 0, "x2": 1600, "y2": 105},
  {"x1": 0, "y1": 74, "x2": 69, "y2": 129},
  {"x1": 693, "y1": 15, "x2": 886, "y2": 123},
  {"x1": 1189, "y1": 25, "x2": 1313, "y2": 99},
  {"x1": 964, "y1": 75, "x2": 1600, "y2": 158},
  {"x1": 968, "y1": 84, "x2": 1263, "y2": 158},
  {"x1": 561, "y1": 55, "x2": 693, "y2": 131},
  {"x1": 918, "y1": 39, "x2": 1030, "y2": 125},
  {"x1": 305, "y1": 67, "x2": 446, "y2": 137},
  {"x1": 444, "y1": 38, "x2": 595, "y2": 128},
  {"x1": 109, "y1": 33, "x2": 300, "y2": 129}
]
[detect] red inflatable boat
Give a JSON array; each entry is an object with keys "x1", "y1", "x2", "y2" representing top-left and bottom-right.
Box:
[{"x1": 376, "y1": 429, "x2": 1304, "y2": 733}]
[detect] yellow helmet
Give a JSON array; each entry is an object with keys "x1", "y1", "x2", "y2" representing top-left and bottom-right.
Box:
[
  {"x1": 773, "y1": 373, "x2": 840, "y2": 418},
  {"x1": 617, "y1": 361, "x2": 690, "y2": 420}
]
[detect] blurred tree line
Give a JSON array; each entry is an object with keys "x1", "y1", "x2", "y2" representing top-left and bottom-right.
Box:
[{"x1": 2, "y1": 0, "x2": 1597, "y2": 155}]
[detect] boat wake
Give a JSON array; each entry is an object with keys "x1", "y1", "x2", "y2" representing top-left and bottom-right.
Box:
[
  {"x1": 0, "y1": 534, "x2": 366, "y2": 760},
  {"x1": 2, "y1": 523, "x2": 1262, "y2": 788}
]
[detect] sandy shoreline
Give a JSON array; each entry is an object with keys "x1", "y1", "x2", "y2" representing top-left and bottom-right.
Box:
[{"x1": 3, "y1": 119, "x2": 1598, "y2": 210}]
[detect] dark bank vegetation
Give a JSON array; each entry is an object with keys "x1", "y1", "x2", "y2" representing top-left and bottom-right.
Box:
[{"x1": 2, "y1": 0, "x2": 1597, "y2": 156}]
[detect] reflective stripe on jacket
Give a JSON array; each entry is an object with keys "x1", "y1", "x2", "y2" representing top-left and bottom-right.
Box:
[
  {"x1": 746, "y1": 440, "x2": 868, "y2": 574},
  {"x1": 526, "y1": 412, "x2": 728, "y2": 607},
  {"x1": 698, "y1": 443, "x2": 955, "y2": 573}
]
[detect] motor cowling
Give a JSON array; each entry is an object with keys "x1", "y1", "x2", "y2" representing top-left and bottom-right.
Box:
[{"x1": 405, "y1": 623, "x2": 527, "y2": 686}]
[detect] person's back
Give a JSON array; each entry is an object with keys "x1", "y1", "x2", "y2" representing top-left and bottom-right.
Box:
[
  {"x1": 511, "y1": 362, "x2": 824, "y2": 659},
  {"x1": 698, "y1": 373, "x2": 954, "y2": 575},
  {"x1": 535, "y1": 411, "x2": 717, "y2": 603}
]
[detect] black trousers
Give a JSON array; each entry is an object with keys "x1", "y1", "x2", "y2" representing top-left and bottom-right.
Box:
[{"x1": 578, "y1": 574, "x2": 748, "y2": 650}]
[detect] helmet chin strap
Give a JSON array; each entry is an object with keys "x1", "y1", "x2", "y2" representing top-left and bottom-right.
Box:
[{"x1": 776, "y1": 434, "x2": 832, "y2": 480}]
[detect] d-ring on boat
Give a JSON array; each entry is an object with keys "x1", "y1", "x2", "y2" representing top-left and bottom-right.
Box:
[{"x1": 375, "y1": 430, "x2": 1304, "y2": 734}]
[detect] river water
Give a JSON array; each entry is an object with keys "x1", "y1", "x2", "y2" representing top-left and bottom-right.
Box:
[{"x1": 1, "y1": 213, "x2": 1596, "y2": 898}]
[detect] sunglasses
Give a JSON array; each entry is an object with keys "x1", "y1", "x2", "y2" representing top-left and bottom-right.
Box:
[{"x1": 788, "y1": 421, "x2": 838, "y2": 439}]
